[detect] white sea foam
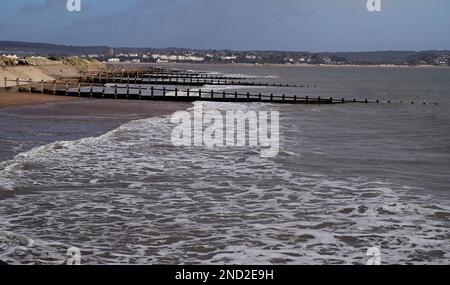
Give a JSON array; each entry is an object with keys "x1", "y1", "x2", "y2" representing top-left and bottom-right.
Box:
[{"x1": 0, "y1": 102, "x2": 449, "y2": 264}]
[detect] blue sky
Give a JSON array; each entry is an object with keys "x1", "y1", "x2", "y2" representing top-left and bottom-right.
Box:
[{"x1": 0, "y1": 0, "x2": 449, "y2": 51}]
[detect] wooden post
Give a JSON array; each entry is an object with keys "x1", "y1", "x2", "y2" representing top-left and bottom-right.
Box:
[
  {"x1": 259, "y1": 93, "x2": 262, "y2": 101},
  {"x1": 282, "y1": 94, "x2": 285, "y2": 101},
  {"x1": 16, "y1": 78, "x2": 19, "y2": 92},
  {"x1": 175, "y1": 88, "x2": 178, "y2": 97},
  {"x1": 318, "y1": 96, "x2": 321, "y2": 104},
  {"x1": 223, "y1": 91, "x2": 226, "y2": 99},
  {"x1": 163, "y1": 87, "x2": 166, "y2": 97},
  {"x1": 3, "y1": 77, "x2": 6, "y2": 89},
  {"x1": 235, "y1": 91, "x2": 238, "y2": 99},
  {"x1": 65, "y1": 81, "x2": 69, "y2": 95},
  {"x1": 306, "y1": 96, "x2": 309, "y2": 104},
  {"x1": 270, "y1": 94, "x2": 273, "y2": 102},
  {"x1": 102, "y1": 85, "x2": 106, "y2": 98},
  {"x1": 151, "y1": 86, "x2": 154, "y2": 97},
  {"x1": 90, "y1": 84, "x2": 93, "y2": 97},
  {"x1": 294, "y1": 95, "x2": 297, "y2": 103},
  {"x1": 78, "y1": 83, "x2": 81, "y2": 97},
  {"x1": 247, "y1": 92, "x2": 250, "y2": 100},
  {"x1": 330, "y1": 97, "x2": 333, "y2": 104},
  {"x1": 139, "y1": 85, "x2": 142, "y2": 99},
  {"x1": 211, "y1": 90, "x2": 214, "y2": 99},
  {"x1": 53, "y1": 80, "x2": 57, "y2": 95},
  {"x1": 29, "y1": 79, "x2": 32, "y2": 93},
  {"x1": 126, "y1": 84, "x2": 130, "y2": 99},
  {"x1": 199, "y1": 89, "x2": 202, "y2": 99},
  {"x1": 187, "y1": 89, "x2": 190, "y2": 97},
  {"x1": 114, "y1": 84, "x2": 118, "y2": 98},
  {"x1": 342, "y1": 98, "x2": 345, "y2": 103}
]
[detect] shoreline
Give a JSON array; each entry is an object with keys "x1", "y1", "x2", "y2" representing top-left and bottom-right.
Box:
[
  {"x1": 0, "y1": 95, "x2": 191, "y2": 162},
  {"x1": 127, "y1": 62, "x2": 450, "y2": 69},
  {"x1": 0, "y1": 90, "x2": 80, "y2": 108}
]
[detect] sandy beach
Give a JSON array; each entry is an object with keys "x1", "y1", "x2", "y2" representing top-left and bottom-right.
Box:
[{"x1": 0, "y1": 90, "x2": 79, "y2": 108}]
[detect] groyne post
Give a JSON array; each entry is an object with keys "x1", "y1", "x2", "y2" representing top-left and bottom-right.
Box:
[
  {"x1": 16, "y1": 78, "x2": 19, "y2": 92},
  {"x1": 53, "y1": 80, "x2": 57, "y2": 95},
  {"x1": 3, "y1": 77, "x2": 6, "y2": 89},
  {"x1": 29, "y1": 79, "x2": 32, "y2": 93}
]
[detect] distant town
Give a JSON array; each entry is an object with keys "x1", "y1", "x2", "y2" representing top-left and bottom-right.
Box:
[{"x1": 1, "y1": 41, "x2": 449, "y2": 67}]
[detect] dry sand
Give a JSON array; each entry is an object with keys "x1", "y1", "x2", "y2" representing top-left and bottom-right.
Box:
[{"x1": 1, "y1": 66, "x2": 55, "y2": 87}]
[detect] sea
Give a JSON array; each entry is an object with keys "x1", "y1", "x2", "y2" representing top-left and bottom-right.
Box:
[{"x1": 0, "y1": 65, "x2": 449, "y2": 265}]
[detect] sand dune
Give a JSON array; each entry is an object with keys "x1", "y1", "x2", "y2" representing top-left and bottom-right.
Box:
[
  {"x1": 1, "y1": 66, "x2": 55, "y2": 87},
  {"x1": 1, "y1": 58, "x2": 105, "y2": 88}
]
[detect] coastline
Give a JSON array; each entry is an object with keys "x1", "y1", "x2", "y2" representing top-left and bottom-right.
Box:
[
  {"x1": 136, "y1": 62, "x2": 450, "y2": 69},
  {"x1": 0, "y1": 96, "x2": 191, "y2": 162},
  {"x1": 0, "y1": 90, "x2": 79, "y2": 108}
]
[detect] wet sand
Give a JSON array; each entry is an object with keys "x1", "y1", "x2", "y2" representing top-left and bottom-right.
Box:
[
  {"x1": 0, "y1": 91, "x2": 78, "y2": 108},
  {"x1": 0, "y1": 95, "x2": 191, "y2": 161}
]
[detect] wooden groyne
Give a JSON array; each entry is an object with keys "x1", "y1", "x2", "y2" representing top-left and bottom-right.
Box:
[
  {"x1": 80, "y1": 74, "x2": 319, "y2": 88},
  {"x1": 8, "y1": 79, "x2": 397, "y2": 105},
  {"x1": 6, "y1": 77, "x2": 437, "y2": 105}
]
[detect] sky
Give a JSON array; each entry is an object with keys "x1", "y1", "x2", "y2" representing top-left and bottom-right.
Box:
[{"x1": 0, "y1": 0, "x2": 449, "y2": 52}]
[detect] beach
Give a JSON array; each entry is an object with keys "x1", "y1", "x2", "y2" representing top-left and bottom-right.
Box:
[{"x1": 0, "y1": 91, "x2": 79, "y2": 108}]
